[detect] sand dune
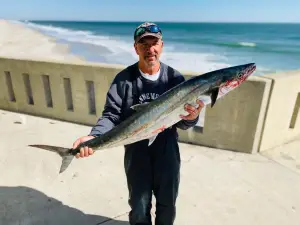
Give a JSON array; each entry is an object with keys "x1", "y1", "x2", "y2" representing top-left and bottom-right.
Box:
[{"x1": 0, "y1": 20, "x2": 85, "y2": 63}]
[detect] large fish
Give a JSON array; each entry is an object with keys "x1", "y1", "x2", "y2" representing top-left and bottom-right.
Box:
[{"x1": 29, "y1": 63, "x2": 256, "y2": 173}]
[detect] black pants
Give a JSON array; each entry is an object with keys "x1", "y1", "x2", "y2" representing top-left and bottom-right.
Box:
[{"x1": 124, "y1": 129, "x2": 181, "y2": 225}]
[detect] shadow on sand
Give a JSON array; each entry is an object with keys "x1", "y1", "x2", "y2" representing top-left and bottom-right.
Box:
[{"x1": 0, "y1": 186, "x2": 129, "y2": 225}]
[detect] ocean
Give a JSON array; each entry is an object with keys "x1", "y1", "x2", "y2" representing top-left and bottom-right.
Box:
[{"x1": 20, "y1": 20, "x2": 300, "y2": 75}]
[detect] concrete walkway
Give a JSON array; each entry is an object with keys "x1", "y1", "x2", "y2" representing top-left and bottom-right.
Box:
[{"x1": 1, "y1": 109, "x2": 300, "y2": 225}]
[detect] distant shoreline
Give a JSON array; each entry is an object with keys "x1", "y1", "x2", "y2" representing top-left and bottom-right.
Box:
[{"x1": 0, "y1": 19, "x2": 85, "y2": 64}]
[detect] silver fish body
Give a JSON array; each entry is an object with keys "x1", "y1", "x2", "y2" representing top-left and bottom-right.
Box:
[{"x1": 29, "y1": 63, "x2": 256, "y2": 173}]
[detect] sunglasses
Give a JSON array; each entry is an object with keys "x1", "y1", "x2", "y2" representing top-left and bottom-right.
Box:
[{"x1": 134, "y1": 25, "x2": 162, "y2": 38}]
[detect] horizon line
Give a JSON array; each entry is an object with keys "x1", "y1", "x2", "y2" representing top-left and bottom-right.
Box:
[{"x1": 5, "y1": 18, "x2": 300, "y2": 24}]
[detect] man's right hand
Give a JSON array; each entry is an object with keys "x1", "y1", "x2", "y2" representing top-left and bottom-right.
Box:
[{"x1": 72, "y1": 135, "x2": 96, "y2": 159}]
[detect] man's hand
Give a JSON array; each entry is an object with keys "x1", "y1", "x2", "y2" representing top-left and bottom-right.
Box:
[
  {"x1": 180, "y1": 99, "x2": 204, "y2": 121},
  {"x1": 72, "y1": 135, "x2": 96, "y2": 159}
]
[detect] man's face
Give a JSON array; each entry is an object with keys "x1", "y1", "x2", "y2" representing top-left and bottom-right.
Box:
[{"x1": 134, "y1": 36, "x2": 164, "y2": 67}]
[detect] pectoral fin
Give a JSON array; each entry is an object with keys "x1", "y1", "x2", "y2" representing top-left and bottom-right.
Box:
[{"x1": 210, "y1": 88, "x2": 219, "y2": 108}]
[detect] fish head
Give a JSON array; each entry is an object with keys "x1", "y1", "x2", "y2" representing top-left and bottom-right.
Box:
[
  {"x1": 216, "y1": 63, "x2": 256, "y2": 95},
  {"x1": 222, "y1": 62, "x2": 256, "y2": 83}
]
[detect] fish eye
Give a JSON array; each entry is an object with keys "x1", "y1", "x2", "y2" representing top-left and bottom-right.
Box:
[{"x1": 237, "y1": 72, "x2": 244, "y2": 79}]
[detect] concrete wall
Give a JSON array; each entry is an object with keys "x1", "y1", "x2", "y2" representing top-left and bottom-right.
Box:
[
  {"x1": 258, "y1": 71, "x2": 300, "y2": 151},
  {"x1": 0, "y1": 57, "x2": 125, "y2": 126},
  {"x1": 0, "y1": 57, "x2": 299, "y2": 153}
]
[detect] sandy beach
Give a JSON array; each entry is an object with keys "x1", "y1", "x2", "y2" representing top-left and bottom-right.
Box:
[{"x1": 0, "y1": 20, "x2": 85, "y2": 63}]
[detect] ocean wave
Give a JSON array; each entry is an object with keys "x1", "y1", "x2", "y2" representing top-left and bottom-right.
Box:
[
  {"x1": 166, "y1": 36, "x2": 300, "y2": 56},
  {"x1": 216, "y1": 42, "x2": 257, "y2": 48},
  {"x1": 239, "y1": 42, "x2": 256, "y2": 47},
  {"x1": 20, "y1": 21, "x2": 234, "y2": 74},
  {"x1": 216, "y1": 41, "x2": 300, "y2": 55},
  {"x1": 12, "y1": 20, "x2": 275, "y2": 76},
  {"x1": 22, "y1": 21, "x2": 137, "y2": 61}
]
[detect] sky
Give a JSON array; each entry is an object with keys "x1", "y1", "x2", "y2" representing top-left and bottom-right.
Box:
[{"x1": 0, "y1": 0, "x2": 299, "y2": 23}]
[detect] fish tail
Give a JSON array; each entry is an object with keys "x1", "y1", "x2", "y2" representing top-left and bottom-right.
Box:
[
  {"x1": 28, "y1": 144, "x2": 78, "y2": 173},
  {"x1": 60, "y1": 155, "x2": 74, "y2": 173}
]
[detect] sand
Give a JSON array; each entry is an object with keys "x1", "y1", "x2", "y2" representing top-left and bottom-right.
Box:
[
  {"x1": 1, "y1": 108, "x2": 300, "y2": 225},
  {"x1": 0, "y1": 20, "x2": 85, "y2": 63}
]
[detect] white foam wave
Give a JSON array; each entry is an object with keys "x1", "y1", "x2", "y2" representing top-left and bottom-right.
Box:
[
  {"x1": 23, "y1": 21, "x2": 135, "y2": 56},
  {"x1": 24, "y1": 21, "x2": 93, "y2": 37},
  {"x1": 239, "y1": 42, "x2": 256, "y2": 47},
  {"x1": 160, "y1": 52, "x2": 231, "y2": 73}
]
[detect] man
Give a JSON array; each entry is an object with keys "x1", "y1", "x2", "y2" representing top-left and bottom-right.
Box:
[{"x1": 72, "y1": 22, "x2": 204, "y2": 225}]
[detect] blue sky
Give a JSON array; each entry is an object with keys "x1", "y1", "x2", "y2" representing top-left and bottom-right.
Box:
[{"x1": 0, "y1": 0, "x2": 299, "y2": 23}]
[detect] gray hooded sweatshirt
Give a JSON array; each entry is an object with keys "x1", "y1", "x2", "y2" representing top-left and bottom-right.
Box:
[{"x1": 89, "y1": 62, "x2": 199, "y2": 141}]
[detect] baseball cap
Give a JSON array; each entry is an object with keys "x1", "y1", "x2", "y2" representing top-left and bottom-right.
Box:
[{"x1": 134, "y1": 22, "x2": 162, "y2": 43}]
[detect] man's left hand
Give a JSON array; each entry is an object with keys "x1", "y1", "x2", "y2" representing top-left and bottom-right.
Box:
[{"x1": 180, "y1": 99, "x2": 204, "y2": 121}]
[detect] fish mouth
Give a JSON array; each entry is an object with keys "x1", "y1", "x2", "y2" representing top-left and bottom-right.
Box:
[{"x1": 243, "y1": 63, "x2": 256, "y2": 78}]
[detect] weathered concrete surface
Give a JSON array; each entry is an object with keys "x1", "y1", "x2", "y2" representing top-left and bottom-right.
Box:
[
  {"x1": 259, "y1": 71, "x2": 300, "y2": 151},
  {"x1": 1, "y1": 109, "x2": 300, "y2": 225}
]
